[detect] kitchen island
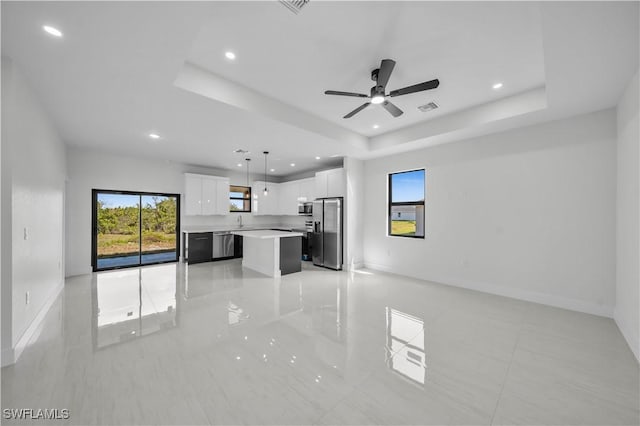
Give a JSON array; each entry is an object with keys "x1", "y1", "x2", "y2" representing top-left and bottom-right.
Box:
[{"x1": 231, "y1": 230, "x2": 303, "y2": 277}]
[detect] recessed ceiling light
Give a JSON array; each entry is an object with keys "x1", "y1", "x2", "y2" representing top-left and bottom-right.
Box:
[
  {"x1": 290, "y1": 163, "x2": 296, "y2": 167},
  {"x1": 148, "y1": 133, "x2": 160, "y2": 139},
  {"x1": 315, "y1": 156, "x2": 321, "y2": 160},
  {"x1": 492, "y1": 82, "x2": 503, "y2": 90},
  {"x1": 270, "y1": 168, "x2": 275, "y2": 172},
  {"x1": 237, "y1": 163, "x2": 242, "y2": 167},
  {"x1": 225, "y1": 51, "x2": 236, "y2": 60},
  {"x1": 373, "y1": 124, "x2": 379, "y2": 129},
  {"x1": 43, "y1": 25, "x2": 63, "y2": 37}
]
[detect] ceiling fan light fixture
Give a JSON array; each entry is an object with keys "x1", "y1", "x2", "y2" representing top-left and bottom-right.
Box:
[{"x1": 324, "y1": 58, "x2": 439, "y2": 119}]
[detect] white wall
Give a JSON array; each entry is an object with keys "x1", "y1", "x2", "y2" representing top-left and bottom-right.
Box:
[
  {"x1": 1, "y1": 57, "x2": 14, "y2": 364},
  {"x1": 1, "y1": 57, "x2": 67, "y2": 365},
  {"x1": 363, "y1": 109, "x2": 617, "y2": 317},
  {"x1": 65, "y1": 148, "x2": 306, "y2": 277},
  {"x1": 344, "y1": 157, "x2": 364, "y2": 270},
  {"x1": 615, "y1": 69, "x2": 639, "y2": 361}
]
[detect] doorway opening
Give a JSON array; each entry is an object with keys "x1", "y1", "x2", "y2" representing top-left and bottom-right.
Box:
[{"x1": 92, "y1": 190, "x2": 180, "y2": 271}]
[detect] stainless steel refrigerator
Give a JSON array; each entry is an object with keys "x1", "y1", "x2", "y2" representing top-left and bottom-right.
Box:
[{"x1": 312, "y1": 197, "x2": 343, "y2": 270}]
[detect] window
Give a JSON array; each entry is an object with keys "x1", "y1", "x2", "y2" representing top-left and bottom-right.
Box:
[
  {"x1": 230, "y1": 185, "x2": 251, "y2": 212},
  {"x1": 388, "y1": 169, "x2": 425, "y2": 238},
  {"x1": 91, "y1": 189, "x2": 180, "y2": 271}
]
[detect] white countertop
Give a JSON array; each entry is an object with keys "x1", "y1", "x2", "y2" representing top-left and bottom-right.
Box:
[
  {"x1": 231, "y1": 230, "x2": 303, "y2": 239},
  {"x1": 183, "y1": 225, "x2": 293, "y2": 234}
]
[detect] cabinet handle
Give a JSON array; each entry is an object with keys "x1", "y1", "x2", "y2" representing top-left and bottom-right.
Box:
[{"x1": 195, "y1": 237, "x2": 208, "y2": 240}]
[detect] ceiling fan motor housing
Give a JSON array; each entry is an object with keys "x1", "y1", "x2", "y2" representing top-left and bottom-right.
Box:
[
  {"x1": 370, "y1": 86, "x2": 385, "y2": 98},
  {"x1": 371, "y1": 68, "x2": 379, "y2": 82}
]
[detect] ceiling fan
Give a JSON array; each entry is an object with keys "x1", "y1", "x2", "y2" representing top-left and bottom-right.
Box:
[{"x1": 324, "y1": 59, "x2": 439, "y2": 119}]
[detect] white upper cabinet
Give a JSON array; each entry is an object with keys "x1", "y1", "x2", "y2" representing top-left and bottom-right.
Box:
[
  {"x1": 215, "y1": 179, "x2": 230, "y2": 215},
  {"x1": 278, "y1": 181, "x2": 299, "y2": 216},
  {"x1": 274, "y1": 177, "x2": 317, "y2": 216},
  {"x1": 315, "y1": 168, "x2": 344, "y2": 198},
  {"x1": 184, "y1": 173, "x2": 230, "y2": 216},
  {"x1": 315, "y1": 171, "x2": 328, "y2": 199},
  {"x1": 184, "y1": 174, "x2": 203, "y2": 216},
  {"x1": 297, "y1": 178, "x2": 315, "y2": 202},
  {"x1": 201, "y1": 177, "x2": 217, "y2": 215},
  {"x1": 252, "y1": 181, "x2": 279, "y2": 215}
]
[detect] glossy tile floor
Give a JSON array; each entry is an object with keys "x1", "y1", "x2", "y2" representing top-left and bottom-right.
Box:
[{"x1": 2, "y1": 260, "x2": 638, "y2": 425}]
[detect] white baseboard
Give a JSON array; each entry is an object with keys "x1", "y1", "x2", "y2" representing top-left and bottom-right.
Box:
[
  {"x1": 614, "y1": 309, "x2": 640, "y2": 363},
  {"x1": 347, "y1": 261, "x2": 365, "y2": 271},
  {"x1": 1, "y1": 281, "x2": 64, "y2": 367},
  {"x1": 1, "y1": 347, "x2": 15, "y2": 367},
  {"x1": 363, "y1": 262, "x2": 614, "y2": 318},
  {"x1": 65, "y1": 266, "x2": 91, "y2": 278}
]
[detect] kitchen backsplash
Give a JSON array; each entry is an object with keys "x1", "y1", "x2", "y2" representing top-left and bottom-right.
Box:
[{"x1": 182, "y1": 213, "x2": 307, "y2": 230}]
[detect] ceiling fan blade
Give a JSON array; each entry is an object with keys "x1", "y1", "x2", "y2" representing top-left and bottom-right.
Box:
[
  {"x1": 343, "y1": 102, "x2": 370, "y2": 119},
  {"x1": 376, "y1": 59, "x2": 396, "y2": 89},
  {"x1": 325, "y1": 90, "x2": 369, "y2": 98},
  {"x1": 382, "y1": 100, "x2": 403, "y2": 117},
  {"x1": 389, "y1": 79, "x2": 440, "y2": 97}
]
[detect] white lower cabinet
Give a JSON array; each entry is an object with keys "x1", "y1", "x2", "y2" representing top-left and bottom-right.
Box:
[{"x1": 184, "y1": 173, "x2": 230, "y2": 216}]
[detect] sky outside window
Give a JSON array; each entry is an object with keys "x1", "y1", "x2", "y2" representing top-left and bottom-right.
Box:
[
  {"x1": 98, "y1": 193, "x2": 140, "y2": 208},
  {"x1": 391, "y1": 170, "x2": 425, "y2": 202}
]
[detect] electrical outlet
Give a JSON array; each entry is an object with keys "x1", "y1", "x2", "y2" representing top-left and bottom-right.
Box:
[
  {"x1": 23, "y1": 227, "x2": 28, "y2": 241},
  {"x1": 25, "y1": 291, "x2": 30, "y2": 305}
]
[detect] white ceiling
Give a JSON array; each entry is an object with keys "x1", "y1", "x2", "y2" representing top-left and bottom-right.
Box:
[
  {"x1": 1, "y1": 1, "x2": 638, "y2": 176},
  {"x1": 187, "y1": 1, "x2": 545, "y2": 136}
]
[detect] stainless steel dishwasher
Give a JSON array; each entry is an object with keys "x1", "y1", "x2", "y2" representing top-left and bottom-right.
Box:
[{"x1": 212, "y1": 231, "x2": 234, "y2": 259}]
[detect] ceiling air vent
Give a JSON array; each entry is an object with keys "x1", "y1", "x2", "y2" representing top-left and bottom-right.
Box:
[
  {"x1": 279, "y1": 0, "x2": 310, "y2": 14},
  {"x1": 417, "y1": 102, "x2": 439, "y2": 112}
]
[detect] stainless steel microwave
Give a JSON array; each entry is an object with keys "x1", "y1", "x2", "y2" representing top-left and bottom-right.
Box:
[{"x1": 298, "y1": 202, "x2": 313, "y2": 215}]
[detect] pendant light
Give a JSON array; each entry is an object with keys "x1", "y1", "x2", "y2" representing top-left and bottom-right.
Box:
[
  {"x1": 263, "y1": 151, "x2": 269, "y2": 196},
  {"x1": 245, "y1": 158, "x2": 251, "y2": 186}
]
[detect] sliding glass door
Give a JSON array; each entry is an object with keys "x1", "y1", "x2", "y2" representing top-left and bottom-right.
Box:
[{"x1": 92, "y1": 190, "x2": 180, "y2": 271}]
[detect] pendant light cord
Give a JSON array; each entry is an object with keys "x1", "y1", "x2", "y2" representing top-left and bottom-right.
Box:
[
  {"x1": 245, "y1": 158, "x2": 250, "y2": 187},
  {"x1": 263, "y1": 151, "x2": 269, "y2": 194}
]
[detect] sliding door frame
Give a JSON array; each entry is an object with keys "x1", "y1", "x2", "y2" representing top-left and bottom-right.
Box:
[{"x1": 91, "y1": 189, "x2": 181, "y2": 272}]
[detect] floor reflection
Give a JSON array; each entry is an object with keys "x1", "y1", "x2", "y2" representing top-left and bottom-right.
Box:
[
  {"x1": 228, "y1": 301, "x2": 250, "y2": 325},
  {"x1": 184, "y1": 261, "x2": 244, "y2": 299},
  {"x1": 386, "y1": 307, "x2": 426, "y2": 386},
  {"x1": 92, "y1": 263, "x2": 178, "y2": 350},
  {"x1": 6, "y1": 258, "x2": 635, "y2": 426}
]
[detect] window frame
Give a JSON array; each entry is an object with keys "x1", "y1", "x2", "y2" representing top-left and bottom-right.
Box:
[
  {"x1": 229, "y1": 185, "x2": 252, "y2": 213},
  {"x1": 387, "y1": 169, "x2": 425, "y2": 239},
  {"x1": 91, "y1": 189, "x2": 181, "y2": 272}
]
